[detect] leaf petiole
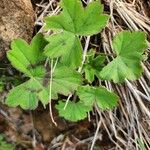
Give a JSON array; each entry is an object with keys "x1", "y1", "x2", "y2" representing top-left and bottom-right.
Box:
[{"x1": 48, "y1": 58, "x2": 58, "y2": 126}]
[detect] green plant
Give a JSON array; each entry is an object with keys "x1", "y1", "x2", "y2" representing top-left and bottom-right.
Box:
[
  {"x1": 0, "y1": 135, "x2": 14, "y2": 150},
  {"x1": 5, "y1": 0, "x2": 148, "y2": 122},
  {"x1": 137, "y1": 138, "x2": 147, "y2": 150}
]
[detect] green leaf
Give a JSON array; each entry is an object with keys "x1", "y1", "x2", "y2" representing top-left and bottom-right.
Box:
[
  {"x1": 77, "y1": 86, "x2": 119, "y2": 110},
  {"x1": 56, "y1": 101, "x2": 91, "y2": 122},
  {"x1": 45, "y1": 0, "x2": 109, "y2": 35},
  {"x1": 84, "y1": 51, "x2": 105, "y2": 83},
  {"x1": 44, "y1": 32, "x2": 82, "y2": 68},
  {"x1": 7, "y1": 33, "x2": 47, "y2": 77},
  {"x1": 100, "y1": 31, "x2": 148, "y2": 83}
]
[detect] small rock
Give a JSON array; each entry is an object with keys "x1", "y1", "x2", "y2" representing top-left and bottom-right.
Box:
[{"x1": 0, "y1": 0, "x2": 34, "y2": 59}]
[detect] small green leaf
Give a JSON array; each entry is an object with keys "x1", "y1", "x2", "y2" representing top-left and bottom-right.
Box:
[
  {"x1": 77, "y1": 86, "x2": 119, "y2": 110},
  {"x1": 45, "y1": 0, "x2": 109, "y2": 35},
  {"x1": 84, "y1": 51, "x2": 105, "y2": 82},
  {"x1": 44, "y1": 32, "x2": 82, "y2": 68},
  {"x1": 100, "y1": 31, "x2": 148, "y2": 83},
  {"x1": 56, "y1": 101, "x2": 91, "y2": 122},
  {"x1": 7, "y1": 34, "x2": 47, "y2": 77}
]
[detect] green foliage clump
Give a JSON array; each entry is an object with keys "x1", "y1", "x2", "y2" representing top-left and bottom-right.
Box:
[
  {"x1": 5, "y1": 0, "x2": 148, "y2": 122},
  {"x1": 44, "y1": 0, "x2": 109, "y2": 68}
]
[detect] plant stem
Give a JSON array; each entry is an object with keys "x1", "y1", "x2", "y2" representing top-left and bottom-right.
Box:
[
  {"x1": 64, "y1": 36, "x2": 91, "y2": 109},
  {"x1": 48, "y1": 58, "x2": 58, "y2": 126},
  {"x1": 78, "y1": 36, "x2": 91, "y2": 72}
]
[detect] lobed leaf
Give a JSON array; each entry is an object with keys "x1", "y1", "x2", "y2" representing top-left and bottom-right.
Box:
[
  {"x1": 77, "y1": 86, "x2": 119, "y2": 110},
  {"x1": 45, "y1": 0, "x2": 109, "y2": 35},
  {"x1": 56, "y1": 101, "x2": 91, "y2": 122},
  {"x1": 100, "y1": 31, "x2": 148, "y2": 83},
  {"x1": 7, "y1": 34, "x2": 47, "y2": 77}
]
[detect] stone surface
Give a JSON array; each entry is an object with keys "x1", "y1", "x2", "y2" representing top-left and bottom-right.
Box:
[{"x1": 0, "y1": 0, "x2": 34, "y2": 58}]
